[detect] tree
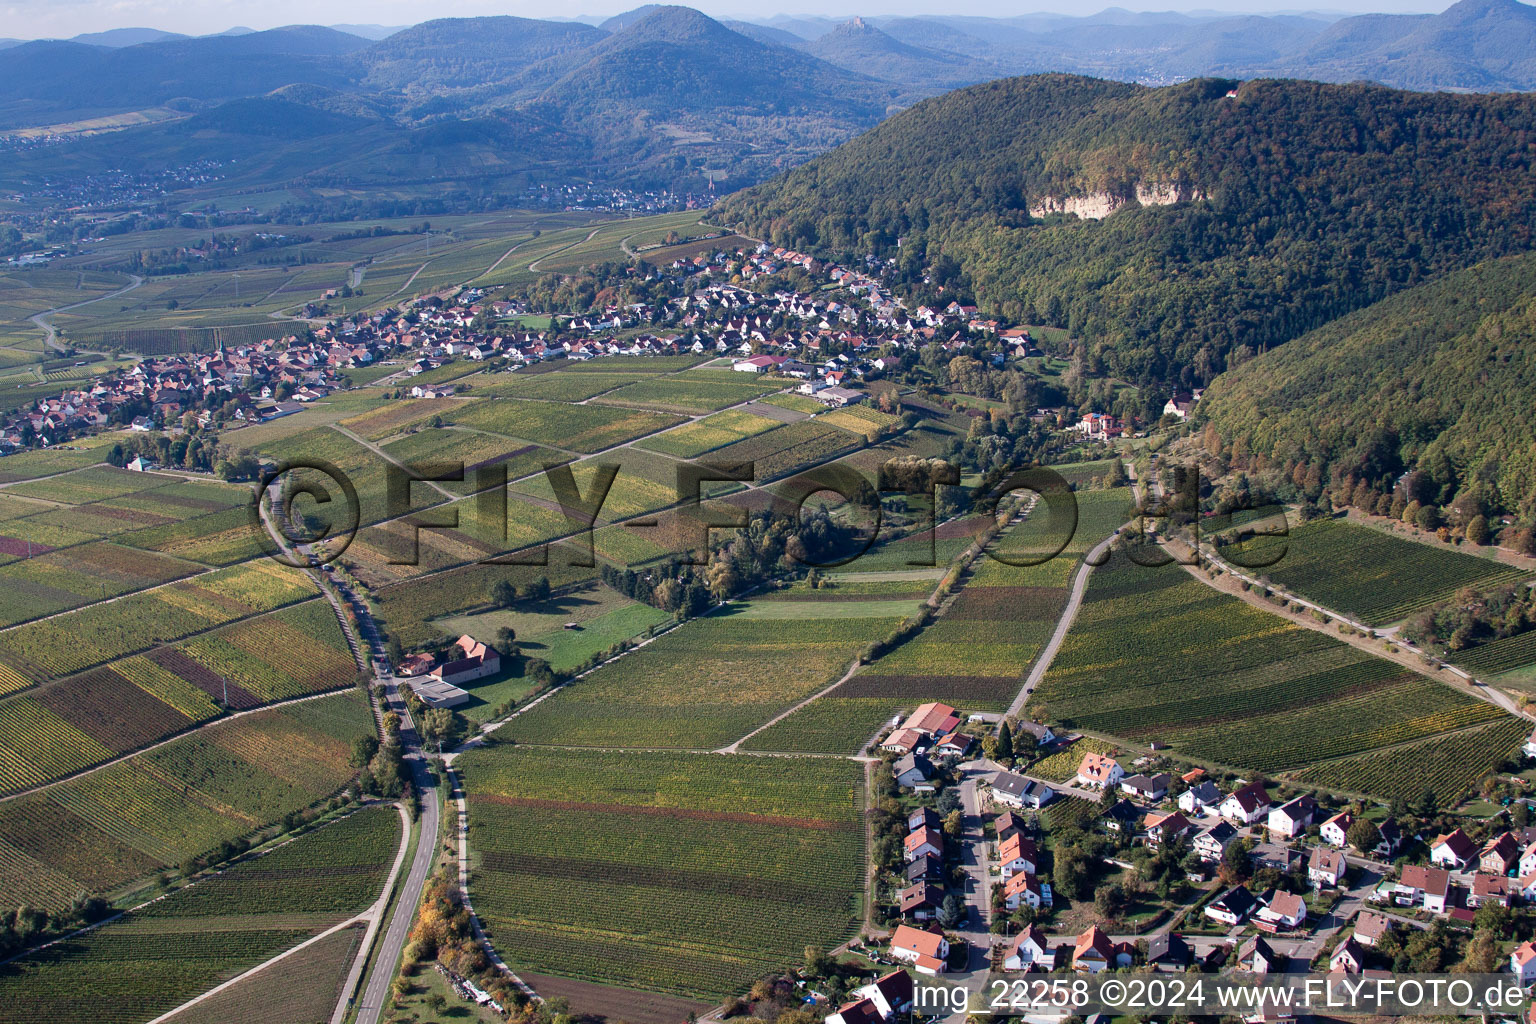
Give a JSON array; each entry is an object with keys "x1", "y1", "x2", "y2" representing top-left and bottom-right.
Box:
[
  {"x1": 1466, "y1": 514, "x2": 1490, "y2": 545},
  {"x1": 993, "y1": 725, "x2": 1013, "y2": 763},
  {"x1": 1053, "y1": 844, "x2": 1092, "y2": 900},
  {"x1": 1414, "y1": 503, "x2": 1441, "y2": 532},
  {"x1": 937, "y1": 892, "x2": 966, "y2": 928},
  {"x1": 350, "y1": 734, "x2": 379, "y2": 768},
  {"x1": 490, "y1": 580, "x2": 517, "y2": 608},
  {"x1": 495, "y1": 626, "x2": 518, "y2": 654},
  {"x1": 526, "y1": 575, "x2": 552, "y2": 602},
  {"x1": 1346, "y1": 817, "x2": 1381, "y2": 854},
  {"x1": 803, "y1": 945, "x2": 832, "y2": 979}
]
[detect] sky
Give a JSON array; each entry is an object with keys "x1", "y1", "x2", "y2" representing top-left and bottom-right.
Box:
[{"x1": 0, "y1": 0, "x2": 1458, "y2": 40}]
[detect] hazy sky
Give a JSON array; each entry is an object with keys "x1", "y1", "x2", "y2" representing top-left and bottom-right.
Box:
[{"x1": 0, "y1": 0, "x2": 1457, "y2": 39}]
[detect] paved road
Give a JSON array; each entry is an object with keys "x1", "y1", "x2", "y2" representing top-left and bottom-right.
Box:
[
  {"x1": 1005, "y1": 530, "x2": 1116, "y2": 720},
  {"x1": 29, "y1": 272, "x2": 142, "y2": 353},
  {"x1": 325, "y1": 567, "x2": 444, "y2": 1024},
  {"x1": 355, "y1": 706, "x2": 440, "y2": 1024}
]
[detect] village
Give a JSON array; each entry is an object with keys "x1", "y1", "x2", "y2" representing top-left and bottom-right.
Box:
[
  {"x1": 0, "y1": 239, "x2": 1170, "y2": 464},
  {"x1": 804, "y1": 697, "x2": 1536, "y2": 1024}
]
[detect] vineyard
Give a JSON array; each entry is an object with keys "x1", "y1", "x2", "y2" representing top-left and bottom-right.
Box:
[
  {"x1": 593, "y1": 376, "x2": 781, "y2": 414},
  {"x1": 635, "y1": 409, "x2": 782, "y2": 458},
  {"x1": 0, "y1": 692, "x2": 372, "y2": 911},
  {"x1": 447, "y1": 398, "x2": 684, "y2": 453},
  {"x1": 706, "y1": 419, "x2": 862, "y2": 483},
  {"x1": 1236, "y1": 518, "x2": 1526, "y2": 625},
  {"x1": 161, "y1": 925, "x2": 364, "y2": 1024},
  {"x1": 738, "y1": 693, "x2": 898, "y2": 754},
  {"x1": 498, "y1": 597, "x2": 905, "y2": 749},
  {"x1": 1288, "y1": 718, "x2": 1530, "y2": 803},
  {"x1": 0, "y1": 542, "x2": 202, "y2": 628},
  {"x1": 1029, "y1": 553, "x2": 1524, "y2": 788},
  {"x1": 0, "y1": 806, "x2": 398, "y2": 1024},
  {"x1": 460, "y1": 747, "x2": 863, "y2": 998},
  {"x1": 1028, "y1": 737, "x2": 1122, "y2": 782},
  {"x1": 1452, "y1": 631, "x2": 1536, "y2": 679},
  {"x1": 0, "y1": 561, "x2": 318, "y2": 684}
]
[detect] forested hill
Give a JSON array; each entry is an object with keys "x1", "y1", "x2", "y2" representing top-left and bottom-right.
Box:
[
  {"x1": 712, "y1": 74, "x2": 1536, "y2": 388},
  {"x1": 1197, "y1": 252, "x2": 1536, "y2": 522}
]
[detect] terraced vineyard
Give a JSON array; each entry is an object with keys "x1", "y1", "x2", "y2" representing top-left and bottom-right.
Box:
[
  {"x1": 1029, "y1": 552, "x2": 1522, "y2": 785},
  {"x1": 1236, "y1": 518, "x2": 1527, "y2": 625},
  {"x1": 0, "y1": 692, "x2": 373, "y2": 910},
  {"x1": 460, "y1": 747, "x2": 863, "y2": 998},
  {"x1": 0, "y1": 805, "x2": 398, "y2": 1024}
]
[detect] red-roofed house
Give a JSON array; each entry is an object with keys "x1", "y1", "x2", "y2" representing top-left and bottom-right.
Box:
[
  {"x1": 432, "y1": 634, "x2": 500, "y2": 685},
  {"x1": 1431, "y1": 828, "x2": 1477, "y2": 870},
  {"x1": 1074, "y1": 752, "x2": 1124, "y2": 790},
  {"x1": 891, "y1": 924, "x2": 949, "y2": 975},
  {"x1": 902, "y1": 702, "x2": 961, "y2": 737},
  {"x1": 1513, "y1": 941, "x2": 1536, "y2": 985}
]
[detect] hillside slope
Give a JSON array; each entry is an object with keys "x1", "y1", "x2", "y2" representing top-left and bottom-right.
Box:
[
  {"x1": 713, "y1": 74, "x2": 1536, "y2": 387},
  {"x1": 1198, "y1": 252, "x2": 1536, "y2": 519}
]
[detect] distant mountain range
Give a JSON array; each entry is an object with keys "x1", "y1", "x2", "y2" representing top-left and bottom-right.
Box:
[{"x1": 4, "y1": 1, "x2": 1536, "y2": 195}]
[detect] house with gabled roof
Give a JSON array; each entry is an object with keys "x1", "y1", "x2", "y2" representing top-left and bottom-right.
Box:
[
  {"x1": 1431, "y1": 827, "x2": 1477, "y2": 870},
  {"x1": 890, "y1": 924, "x2": 948, "y2": 975},
  {"x1": 1481, "y1": 832, "x2": 1519, "y2": 876},
  {"x1": 900, "y1": 882, "x2": 945, "y2": 920},
  {"x1": 1267, "y1": 795, "x2": 1316, "y2": 839},
  {"x1": 904, "y1": 826, "x2": 943, "y2": 863},
  {"x1": 1003, "y1": 871, "x2": 1051, "y2": 910},
  {"x1": 1003, "y1": 925, "x2": 1051, "y2": 971},
  {"x1": 1220, "y1": 781, "x2": 1271, "y2": 824},
  {"x1": 998, "y1": 833, "x2": 1038, "y2": 878},
  {"x1": 1179, "y1": 780, "x2": 1222, "y2": 815},
  {"x1": 1075, "y1": 752, "x2": 1123, "y2": 790}
]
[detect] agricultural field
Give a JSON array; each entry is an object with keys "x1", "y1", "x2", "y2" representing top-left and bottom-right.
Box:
[
  {"x1": 509, "y1": 448, "x2": 700, "y2": 523},
  {"x1": 0, "y1": 561, "x2": 318, "y2": 685},
  {"x1": 756, "y1": 392, "x2": 824, "y2": 415},
  {"x1": 1289, "y1": 717, "x2": 1531, "y2": 803},
  {"x1": 1237, "y1": 518, "x2": 1527, "y2": 625},
  {"x1": 0, "y1": 432, "x2": 135, "y2": 484},
  {"x1": 1454, "y1": 632, "x2": 1536, "y2": 689},
  {"x1": 460, "y1": 747, "x2": 863, "y2": 998},
  {"x1": 0, "y1": 542, "x2": 203, "y2": 628},
  {"x1": 164, "y1": 924, "x2": 364, "y2": 1024},
  {"x1": 471, "y1": 371, "x2": 637, "y2": 402},
  {"x1": 0, "y1": 691, "x2": 374, "y2": 911},
  {"x1": 737, "y1": 694, "x2": 899, "y2": 754},
  {"x1": 447, "y1": 397, "x2": 682, "y2": 453},
  {"x1": 593, "y1": 376, "x2": 782, "y2": 414},
  {"x1": 380, "y1": 426, "x2": 562, "y2": 493},
  {"x1": 372, "y1": 553, "x2": 602, "y2": 648},
  {"x1": 498, "y1": 596, "x2": 907, "y2": 749},
  {"x1": 706, "y1": 419, "x2": 861, "y2": 483},
  {"x1": 342, "y1": 493, "x2": 572, "y2": 587},
  {"x1": 0, "y1": 805, "x2": 398, "y2": 1024},
  {"x1": 435, "y1": 584, "x2": 672, "y2": 673},
  {"x1": 634, "y1": 408, "x2": 781, "y2": 458},
  {"x1": 1029, "y1": 553, "x2": 1522, "y2": 786}
]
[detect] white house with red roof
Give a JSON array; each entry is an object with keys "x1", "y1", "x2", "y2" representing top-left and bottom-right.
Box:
[
  {"x1": 901, "y1": 702, "x2": 961, "y2": 737},
  {"x1": 890, "y1": 924, "x2": 949, "y2": 975},
  {"x1": 431, "y1": 635, "x2": 501, "y2": 686},
  {"x1": 1074, "y1": 752, "x2": 1124, "y2": 790},
  {"x1": 1430, "y1": 827, "x2": 1477, "y2": 870}
]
